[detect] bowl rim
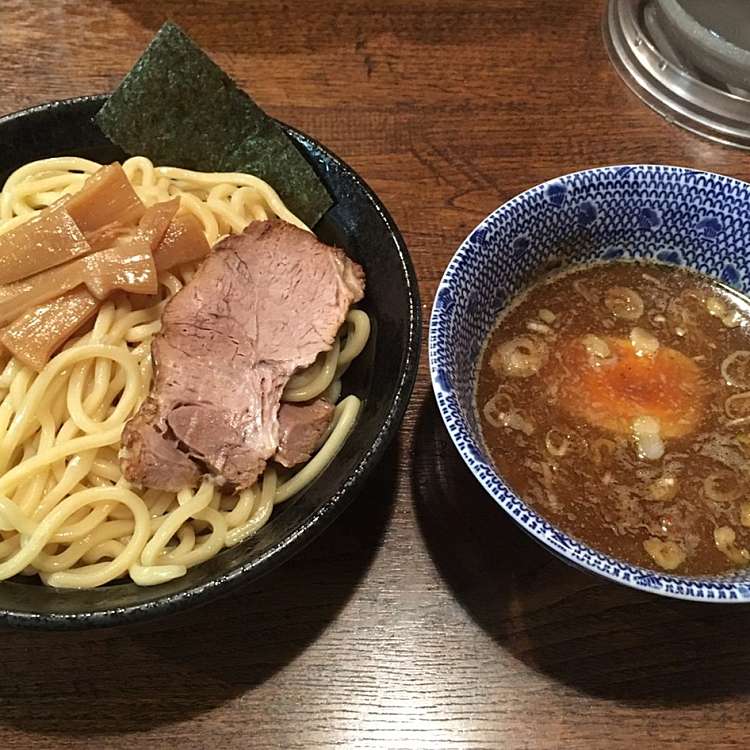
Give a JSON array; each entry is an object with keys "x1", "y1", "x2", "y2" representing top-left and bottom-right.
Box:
[
  {"x1": 429, "y1": 162, "x2": 750, "y2": 603},
  {"x1": 0, "y1": 95, "x2": 422, "y2": 629}
]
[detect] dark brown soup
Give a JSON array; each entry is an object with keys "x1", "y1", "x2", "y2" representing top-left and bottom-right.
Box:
[{"x1": 476, "y1": 260, "x2": 750, "y2": 575}]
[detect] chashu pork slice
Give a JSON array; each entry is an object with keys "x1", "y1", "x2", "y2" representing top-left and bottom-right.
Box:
[
  {"x1": 275, "y1": 398, "x2": 335, "y2": 468},
  {"x1": 121, "y1": 220, "x2": 364, "y2": 492}
]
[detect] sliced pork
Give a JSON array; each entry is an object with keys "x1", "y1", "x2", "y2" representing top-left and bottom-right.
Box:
[
  {"x1": 121, "y1": 220, "x2": 364, "y2": 492},
  {"x1": 275, "y1": 399, "x2": 335, "y2": 468}
]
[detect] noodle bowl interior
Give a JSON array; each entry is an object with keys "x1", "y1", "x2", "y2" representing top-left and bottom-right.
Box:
[
  {"x1": 476, "y1": 260, "x2": 750, "y2": 575},
  {"x1": 0, "y1": 156, "x2": 370, "y2": 589}
]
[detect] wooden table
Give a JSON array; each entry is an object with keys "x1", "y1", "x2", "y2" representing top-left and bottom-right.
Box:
[{"x1": 2, "y1": 1, "x2": 749, "y2": 747}]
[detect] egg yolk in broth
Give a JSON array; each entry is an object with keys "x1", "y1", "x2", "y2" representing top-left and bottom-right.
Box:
[{"x1": 554, "y1": 334, "x2": 706, "y2": 439}]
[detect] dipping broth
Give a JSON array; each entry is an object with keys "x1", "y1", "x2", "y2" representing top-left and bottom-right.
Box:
[{"x1": 476, "y1": 260, "x2": 750, "y2": 575}]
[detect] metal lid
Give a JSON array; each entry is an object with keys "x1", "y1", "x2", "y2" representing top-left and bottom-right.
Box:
[{"x1": 603, "y1": 0, "x2": 750, "y2": 149}]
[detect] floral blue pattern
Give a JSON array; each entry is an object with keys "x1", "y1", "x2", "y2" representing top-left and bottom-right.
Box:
[{"x1": 429, "y1": 165, "x2": 750, "y2": 603}]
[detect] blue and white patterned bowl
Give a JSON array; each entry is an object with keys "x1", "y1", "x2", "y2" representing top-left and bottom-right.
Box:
[{"x1": 429, "y1": 164, "x2": 750, "y2": 603}]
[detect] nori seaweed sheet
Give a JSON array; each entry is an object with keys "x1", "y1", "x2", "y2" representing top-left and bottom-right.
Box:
[{"x1": 96, "y1": 22, "x2": 332, "y2": 227}]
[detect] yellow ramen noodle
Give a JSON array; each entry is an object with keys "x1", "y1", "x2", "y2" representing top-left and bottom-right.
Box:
[{"x1": 0, "y1": 156, "x2": 370, "y2": 588}]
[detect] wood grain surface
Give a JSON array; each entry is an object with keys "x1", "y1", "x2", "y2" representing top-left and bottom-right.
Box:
[{"x1": 2, "y1": 1, "x2": 750, "y2": 748}]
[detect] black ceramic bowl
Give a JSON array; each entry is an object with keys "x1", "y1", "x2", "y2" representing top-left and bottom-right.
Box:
[{"x1": 0, "y1": 96, "x2": 420, "y2": 629}]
